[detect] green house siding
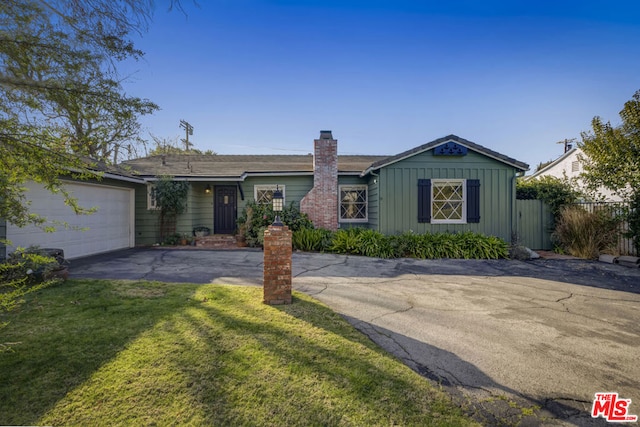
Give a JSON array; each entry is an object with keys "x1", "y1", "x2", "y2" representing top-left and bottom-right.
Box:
[
  {"x1": 366, "y1": 175, "x2": 379, "y2": 230},
  {"x1": 190, "y1": 182, "x2": 215, "y2": 232},
  {"x1": 375, "y1": 150, "x2": 517, "y2": 241},
  {"x1": 134, "y1": 182, "x2": 160, "y2": 245}
]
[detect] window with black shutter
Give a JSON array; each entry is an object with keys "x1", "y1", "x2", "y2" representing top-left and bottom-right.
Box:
[{"x1": 418, "y1": 179, "x2": 480, "y2": 224}]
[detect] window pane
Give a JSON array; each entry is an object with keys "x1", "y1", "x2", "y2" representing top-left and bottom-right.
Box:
[
  {"x1": 256, "y1": 189, "x2": 273, "y2": 204},
  {"x1": 340, "y1": 186, "x2": 367, "y2": 221},
  {"x1": 432, "y1": 181, "x2": 464, "y2": 221},
  {"x1": 254, "y1": 186, "x2": 285, "y2": 205}
]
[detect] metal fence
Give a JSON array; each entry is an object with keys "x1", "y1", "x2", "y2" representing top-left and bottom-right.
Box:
[{"x1": 575, "y1": 201, "x2": 637, "y2": 256}]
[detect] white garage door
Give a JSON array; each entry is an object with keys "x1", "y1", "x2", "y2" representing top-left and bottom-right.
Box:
[{"x1": 6, "y1": 181, "x2": 135, "y2": 259}]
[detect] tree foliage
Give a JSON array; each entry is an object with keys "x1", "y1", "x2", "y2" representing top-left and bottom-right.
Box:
[
  {"x1": 0, "y1": 0, "x2": 161, "y2": 227},
  {"x1": 147, "y1": 134, "x2": 216, "y2": 156},
  {"x1": 516, "y1": 176, "x2": 580, "y2": 219},
  {"x1": 579, "y1": 90, "x2": 640, "y2": 201},
  {"x1": 153, "y1": 175, "x2": 189, "y2": 239}
]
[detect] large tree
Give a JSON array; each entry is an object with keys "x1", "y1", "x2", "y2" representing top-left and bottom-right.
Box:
[
  {"x1": 0, "y1": 0, "x2": 164, "y2": 227},
  {"x1": 579, "y1": 90, "x2": 640, "y2": 201}
]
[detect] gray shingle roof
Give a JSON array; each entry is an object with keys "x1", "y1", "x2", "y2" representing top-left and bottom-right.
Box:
[
  {"x1": 122, "y1": 154, "x2": 388, "y2": 179},
  {"x1": 121, "y1": 135, "x2": 529, "y2": 179}
]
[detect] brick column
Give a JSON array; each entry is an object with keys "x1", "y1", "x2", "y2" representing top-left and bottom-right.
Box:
[{"x1": 263, "y1": 225, "x2": 292, "y2": 305}]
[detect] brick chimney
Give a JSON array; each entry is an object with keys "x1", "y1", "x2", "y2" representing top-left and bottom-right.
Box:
[{"x1": 300, "y1": 131, "x2": 338, "y2": 231}]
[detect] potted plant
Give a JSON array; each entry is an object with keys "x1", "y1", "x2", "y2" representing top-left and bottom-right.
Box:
[
  {"x1": 180, "y1": 233, "x2": 189, "y2": 245},
  {"x1": 236, "y1": 224, "x2": 248, "y2": 247}
]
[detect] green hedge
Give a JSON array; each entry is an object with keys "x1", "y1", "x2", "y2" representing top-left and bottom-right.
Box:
[{"x1": 293, "y1": 228, "x2": 509, "y2": 260}]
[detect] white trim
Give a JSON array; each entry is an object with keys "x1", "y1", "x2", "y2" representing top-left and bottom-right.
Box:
[
  {"x1": 254, "y1": 184, "x2": 286, "y2": 205},
  {"x1": 339, "y1": 185, "x2": 368, "y2": 223},
  {"x1": 101, "y1": 172, "x2": 146, "y2": 184},
  {"x1": 147, "y1": 183, "x2": 159, "y2": 210},
  {"x1": 431, "y1": 179, "x2": 467, "y2": 224},
  {"x1": 362, "y1": 138, "x2": 528, "y2": 176}
]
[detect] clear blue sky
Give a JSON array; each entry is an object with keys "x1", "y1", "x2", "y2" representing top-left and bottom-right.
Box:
[{"x1": 122, "y1": 0, "x2": 640, "y2": 173}]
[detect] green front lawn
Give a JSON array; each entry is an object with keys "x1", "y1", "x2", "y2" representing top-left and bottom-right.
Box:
[{"x1": 0, "y1": 280, "x2": 476, "y2": 426}]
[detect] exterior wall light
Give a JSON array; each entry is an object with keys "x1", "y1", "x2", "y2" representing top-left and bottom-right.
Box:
[
  {"x1": 272, "y1": 185, "x2": 284, "y2": 226},
  {"x1": 205, "y1": 184, "x2": 211, "y2": 194}
]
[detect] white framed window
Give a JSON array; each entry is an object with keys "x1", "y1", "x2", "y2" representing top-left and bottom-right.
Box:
[
  {"x1": 431, "y1": 179, "x2": 466, "y2": 224},
  {"x1": 147, "y1": 183, "x2": 159, "y2": 210},
  {"x1": 254, "y1": 185, "x2": 286, "y2": 205},
  {"x1": 339, "y1": 185, "x2": 368, "y2": 222}
]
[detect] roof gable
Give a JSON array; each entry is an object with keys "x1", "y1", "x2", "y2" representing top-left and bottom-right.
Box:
[
  {"x1": 362, "y1": 135, "x2": 529, "y2": 175},
  {"x1": 527, "y1": 147, "x2": 580, "y2": 179}
]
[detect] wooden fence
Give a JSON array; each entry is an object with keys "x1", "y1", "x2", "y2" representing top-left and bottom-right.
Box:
[
  {"x1": 515, "y1": 200, "x2": 637, "y2": 255},
  {"x1": 516, "y1": 200, "x2": 553, "y2": 250},
  {"x1": 575, "y1": 201, "x2": 637, "y2": 256}
]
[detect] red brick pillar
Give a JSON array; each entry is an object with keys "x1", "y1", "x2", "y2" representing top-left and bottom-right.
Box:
[{"x1": 263, "y1": 225, "x2": 292, "y2": 305}]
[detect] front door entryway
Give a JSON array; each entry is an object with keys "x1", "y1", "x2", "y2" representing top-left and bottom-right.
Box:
[{"x1": 214, "y1": 186, "x2": 237, "y2": 234}]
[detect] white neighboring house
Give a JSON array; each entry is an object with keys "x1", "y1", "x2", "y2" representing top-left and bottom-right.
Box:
[{"x1": 527, "y1": 147, "x2": 623, "y2": 202}]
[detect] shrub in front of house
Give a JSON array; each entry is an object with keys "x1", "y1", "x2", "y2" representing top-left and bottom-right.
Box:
[
  {"x1": 552, "y1": 205, "x2": 619, "y2": 259},
  {"x1": 236, "y1": 201, "x2": 314, "y2": 247},
  {"x1": 291, "y1": 228, "x2": 334, "y2": 252},
  {"x1": 293, "y1": 228, "x2": 508, "y2": 259}
]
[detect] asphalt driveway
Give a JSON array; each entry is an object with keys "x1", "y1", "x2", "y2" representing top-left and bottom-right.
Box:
[{"x1": 71, "y1": 248, "x2": 640, "y2": 426}]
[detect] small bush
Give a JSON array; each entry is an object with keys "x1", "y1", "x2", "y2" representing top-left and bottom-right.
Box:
[
  {"x1": 1, "y1": 248, "x2": 60, "y2": 325},
  {"x1": 163, "y1": 233, "x2": 181, "y2": 245},
  {"x1": 292, "y1": 228, "x2": 334, "y2": 252},
  {"x1": 237, "y1": 201, "x2": 314, "y2": 247},
  {"x1": 552, "y1": 205, "x2": 619, "y2": 259},
  {"x1": 329, "y1": 228, "x2": 364, "y2": 255}
]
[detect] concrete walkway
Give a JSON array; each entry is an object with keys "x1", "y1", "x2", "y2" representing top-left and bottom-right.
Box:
[{"x1": 71, "y1": 248, "x2": 640, "y2": 426}]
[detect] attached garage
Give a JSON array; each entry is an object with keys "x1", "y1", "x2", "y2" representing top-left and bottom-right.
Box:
[{"x1": 6, "y1": 180, "x2": 136, "y2": 259}]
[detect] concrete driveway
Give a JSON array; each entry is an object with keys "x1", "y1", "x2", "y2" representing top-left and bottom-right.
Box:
[{"x1": 71, "y1": 248, "x2": 640, "y2": 426}]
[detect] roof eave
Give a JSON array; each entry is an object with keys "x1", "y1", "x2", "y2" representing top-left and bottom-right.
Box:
[{"x1": 362, "y1": 135, "x2": 529, "y2": 173}]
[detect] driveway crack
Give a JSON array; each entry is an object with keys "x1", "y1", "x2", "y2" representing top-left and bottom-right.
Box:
[
  {"x1": 555, "y1": 293, "x2": 573, "y2": 303},
  {"x1": 369, "y1": 302, "x2": 414, "y2": 322},
  {"x1": 293, "y1": 257, "x2": 348, "y2": 278}
]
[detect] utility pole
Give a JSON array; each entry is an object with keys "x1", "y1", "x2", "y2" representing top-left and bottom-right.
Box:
[
  {"x1": 556, "y1": 138, "x2": 576, "y2": 153},
  {"x1": 180, "y1": 120, "x2": 194, "y2": 152}
]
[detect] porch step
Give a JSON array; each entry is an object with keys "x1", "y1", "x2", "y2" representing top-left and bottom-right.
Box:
[{"x1": 195, "y1": 235, "x2": 239, "y2": 249}]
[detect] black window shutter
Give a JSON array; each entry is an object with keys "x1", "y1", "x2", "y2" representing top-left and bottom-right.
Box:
[
  {"x1": 417, "y1": 179, "x2": 431, "y2": 223},
  {"x1": 466, "y1": 179, "x2": 481, "y2": 223}
]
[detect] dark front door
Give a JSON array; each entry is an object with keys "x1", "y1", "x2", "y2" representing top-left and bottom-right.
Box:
[{"x1": 214, "y1": 186, "x2": 237, "y2": 234}]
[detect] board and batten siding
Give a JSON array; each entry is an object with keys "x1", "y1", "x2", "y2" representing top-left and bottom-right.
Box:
[{"x1": 375, "y1": 149, "x2": 518, "y2": 241}]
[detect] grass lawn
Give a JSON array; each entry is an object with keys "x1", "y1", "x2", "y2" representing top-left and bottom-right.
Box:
[{"x1": 0, "y1": 279, "x2": 476, "y2": 426}]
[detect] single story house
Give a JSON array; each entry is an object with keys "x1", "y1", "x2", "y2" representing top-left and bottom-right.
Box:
[
  {"x1": 124, "y1": 131, "x2": 529, "y2": 245},
  {"x1": 1, "y1": 131, "x2": 529, "y2": 259}
]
